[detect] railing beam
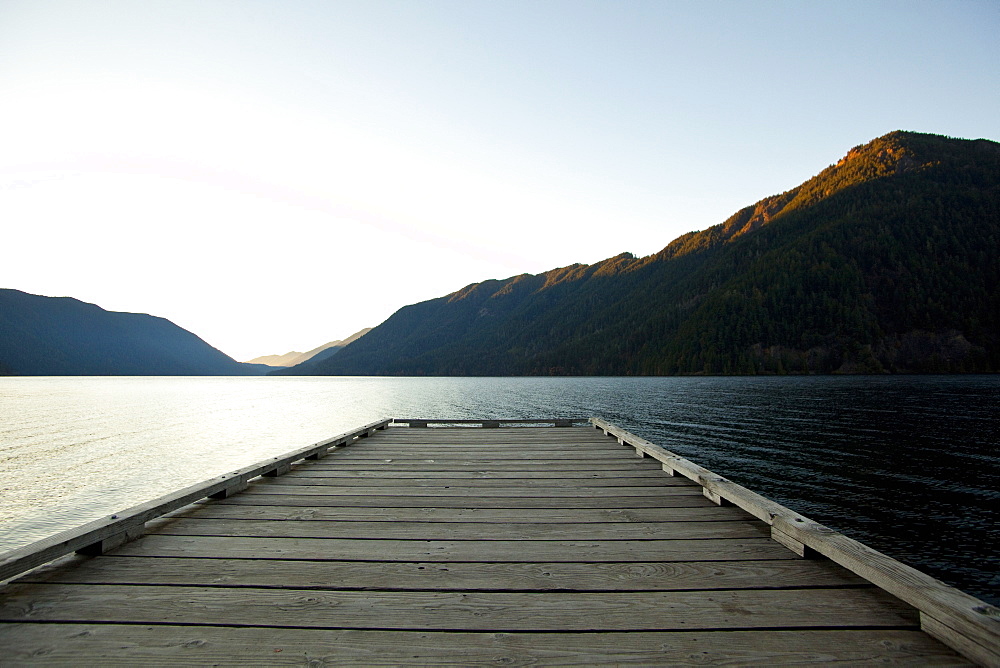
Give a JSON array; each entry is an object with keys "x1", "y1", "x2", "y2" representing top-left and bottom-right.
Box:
[{"x1": 392, "y1": 418, "x2": 589, "y2": 428}]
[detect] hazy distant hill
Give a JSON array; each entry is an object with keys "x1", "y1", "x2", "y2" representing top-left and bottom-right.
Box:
[
  {"x1": 248, "y1": 328, "x2": 372, "y2": 367},
  {"x1": 291, "y1": 131, "x2": 1000, "y2": 376},
  {"x1": 0, "y1": 289, "x2": 267, "y2": 376}
]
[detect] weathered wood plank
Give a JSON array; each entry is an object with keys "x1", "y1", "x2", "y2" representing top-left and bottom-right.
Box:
[
  {"x1": 334, "y1": 432, "x2": 610, "y2": 439},
  {"x1": 214, "y1": 493, "x2": 722, "y2": 509},
  {"x1": 371, "y1": 439, "x2": 608, "y2": 447},
  {"x1": 0, "y1": 625, "x2": 968, "y2": 666},
  {"x1": 328, "y1": 431, "x2": 642, "y2": 445},
  {"x1": 0, "y1": 584, "x2": 919, "y2": 630},
  {"x1": 350, "y1": 434, "x2": 612, "y2": 442},
  {"x1": 329, "y1": 439, "x2": 616, "y2": 447},
  {"x1": 378, "y1": 438, "x2": 600, "y2": 443},
  {"x1": 313, "y1": 453, "x2": 657, "y2": 464},
  {"x1": 303, "y1": 461, "x2": 665, "y2": 471},
  {"x1": 148, "y1": 518, "x2": 771, "y2": 541},
  {"x1": 242, "y1": 483, "x2": 701, "y2": 497},
  {"x1": 371, "y1": 439, "x2": 615, "y2": 447},
  {"x1": 167, "y1": 503, "x2": 754, "y2": 523},
  {"x1": 286, "y1": 469, "x2": 669, "y2": 479},
  {"x1": 391, "y1": 419, "x2": 589, "y2": 427},
  {"x1": 349, "y1": 442, "x2": 616, "y2": 449},
  {"x1": 366, "y1": 444, "x2": 621, "y2": 451},
  {"x1": 316, "y1": 453, "x2": 663, "y2": 463},
  {"x1": 20, "y1": 556, "x2": 869, "y2": 591},
  {"x1": 269, "y1": 474, "x2": 695, "y2": 488},
  {"x1": 107, "y1": 534, "x2": 798, "y2": 561},
  {"x1": 318, "y1": 438, "x2": 648, "y2": 450}
]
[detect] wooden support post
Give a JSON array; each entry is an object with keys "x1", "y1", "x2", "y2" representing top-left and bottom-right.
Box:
[
  {"x1": 634, "y1": 447, "x2": 647, "y2": 458},
  {"x1": 305, "y1": 446, "x2": 329, "y2": 460},
  {"x1": 771, "y1": 526, "x2": 817, "y2": 558},
  {"x1": 263, "y1": 463, "x2": 292, "y2": 477},
  {"x1": 661, "y1": 463, "x2": 676, "y2": 476},
  {"x1": 209, "y1": 481, "x2": 248, "y2": 499},
  {"x1": 76, "y1": 521, "x2": 145, "y2": 556},
  {"x1": 703, "y1": 488, "x2": 732, "y2": 506}
]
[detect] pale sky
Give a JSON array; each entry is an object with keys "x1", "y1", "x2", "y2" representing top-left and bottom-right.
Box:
[{"x1": 1, "y1": 1, "x2": 996, "y2": 361}]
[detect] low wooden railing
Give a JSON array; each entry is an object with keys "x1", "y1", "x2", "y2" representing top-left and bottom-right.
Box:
[
  {"x1": 0, "y1": 419, "x2": 391, "y2": 583},
  {"x1": 392, "y1": 418, "x2": 588, "y2": 428},
  {"x1": 589, "y1": 417, "x2": 1000, "y2": 666}
]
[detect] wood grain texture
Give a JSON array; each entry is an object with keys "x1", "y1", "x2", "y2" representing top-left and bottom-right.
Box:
[
  {"x1": 107, "y1": 534, "x2": 797, "y2": 562},
  {"x1": 0, "y1": 584, "x2": 919, "y2": 630},
  {"x1": 311, "y1": 454, "x2": 664, "y2": 465},
  {"x1": 147, "y1": 517, "x2": 771, "y2": 541},
  {"x1": 220, "y1": 493, "x2": 714, "y2": 508},
  {"x1": 0, "y1": 624, "x2": 971, "y2": 666},
  {"x1": 173, "y1": 503, "x2": 753, "y2": 523},
  {"x1": 303, "y1": 461, "x2": 664, "y2": 471},
  {"x1": 287, "y1": 468, "x2": 669, "y2": 478},
  {"x1": 244, "y1": 483, "x2": 700, "y2": 497},
  {"x1": 273, "y1": 473, "x2": 691, "y2": 486},
  {"x1": 20, "y1": 556, "x2": 868, "y2": 592}
]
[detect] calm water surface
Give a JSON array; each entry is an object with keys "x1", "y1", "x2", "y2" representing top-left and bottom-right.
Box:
[{"x1": 0, "y1": 375, "x2": 996, "y2": 605}]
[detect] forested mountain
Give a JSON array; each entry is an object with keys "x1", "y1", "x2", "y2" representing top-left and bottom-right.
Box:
[
  {"x1": 0, "y1": 289, "x2": 267, "y2": 376},
  {"x1": 286, "y1": 131, "x2": 1000, "y2": 376}
]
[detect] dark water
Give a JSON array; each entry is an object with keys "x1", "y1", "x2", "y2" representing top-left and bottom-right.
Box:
[
  {"x1": 549, "y1": 375, "x2": 1000, "y2": 606},
  {"x1": 1, "y1": 375, "x2": 997, "y2": 605}
]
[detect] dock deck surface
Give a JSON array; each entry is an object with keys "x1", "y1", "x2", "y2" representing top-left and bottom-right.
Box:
[{"x1": 0, "y1": 424, "x2": 973, "y2": 664}]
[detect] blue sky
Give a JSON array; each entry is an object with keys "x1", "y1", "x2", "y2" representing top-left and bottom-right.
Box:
[{"x1": 1, "y1": 0, "x2": 996, "y2": 360}]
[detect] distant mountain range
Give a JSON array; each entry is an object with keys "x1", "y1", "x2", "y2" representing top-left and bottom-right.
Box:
[
  {"x1": 4, "y1": 131, "x2": 997, "y2": 377},
  {"x1": 0, "y1": 289, "x2": 268, "y2": 376},
  {"x1": 281, "y1": 131, "x2": 1000, "y2": 376},
  {"x1": 247, "y1": 328, "x2": 372, "y2": 368}
]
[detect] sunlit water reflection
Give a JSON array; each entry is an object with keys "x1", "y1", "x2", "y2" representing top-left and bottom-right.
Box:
[{"x1": 0, "y1": 375, "x2": 996, "y2": 605}]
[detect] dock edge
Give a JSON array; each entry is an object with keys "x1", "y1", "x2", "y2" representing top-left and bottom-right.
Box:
[{"x1": 589, "y1": 416, "x2": 1000, "y2": 667}]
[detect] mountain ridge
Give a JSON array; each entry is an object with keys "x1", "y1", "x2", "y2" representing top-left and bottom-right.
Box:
[
  {"x1": 247, "y1": 328, "x2": 372, "y2": 367},
  {"x1": 0, "y1": 289, "x2": 267, "y2": 376},
  {"x1": 284, "y1": 131, "x2": 1000, "y2": 376}
]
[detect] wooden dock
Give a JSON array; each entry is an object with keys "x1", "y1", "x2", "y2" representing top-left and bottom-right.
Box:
[{"x1": 1, "y1": 418, "x2": 997, "y2": 665}]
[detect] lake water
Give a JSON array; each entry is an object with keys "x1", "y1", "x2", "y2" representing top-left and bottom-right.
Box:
[{"x1": 0, "y1": 375, "x2": 996, "y2": 606}]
